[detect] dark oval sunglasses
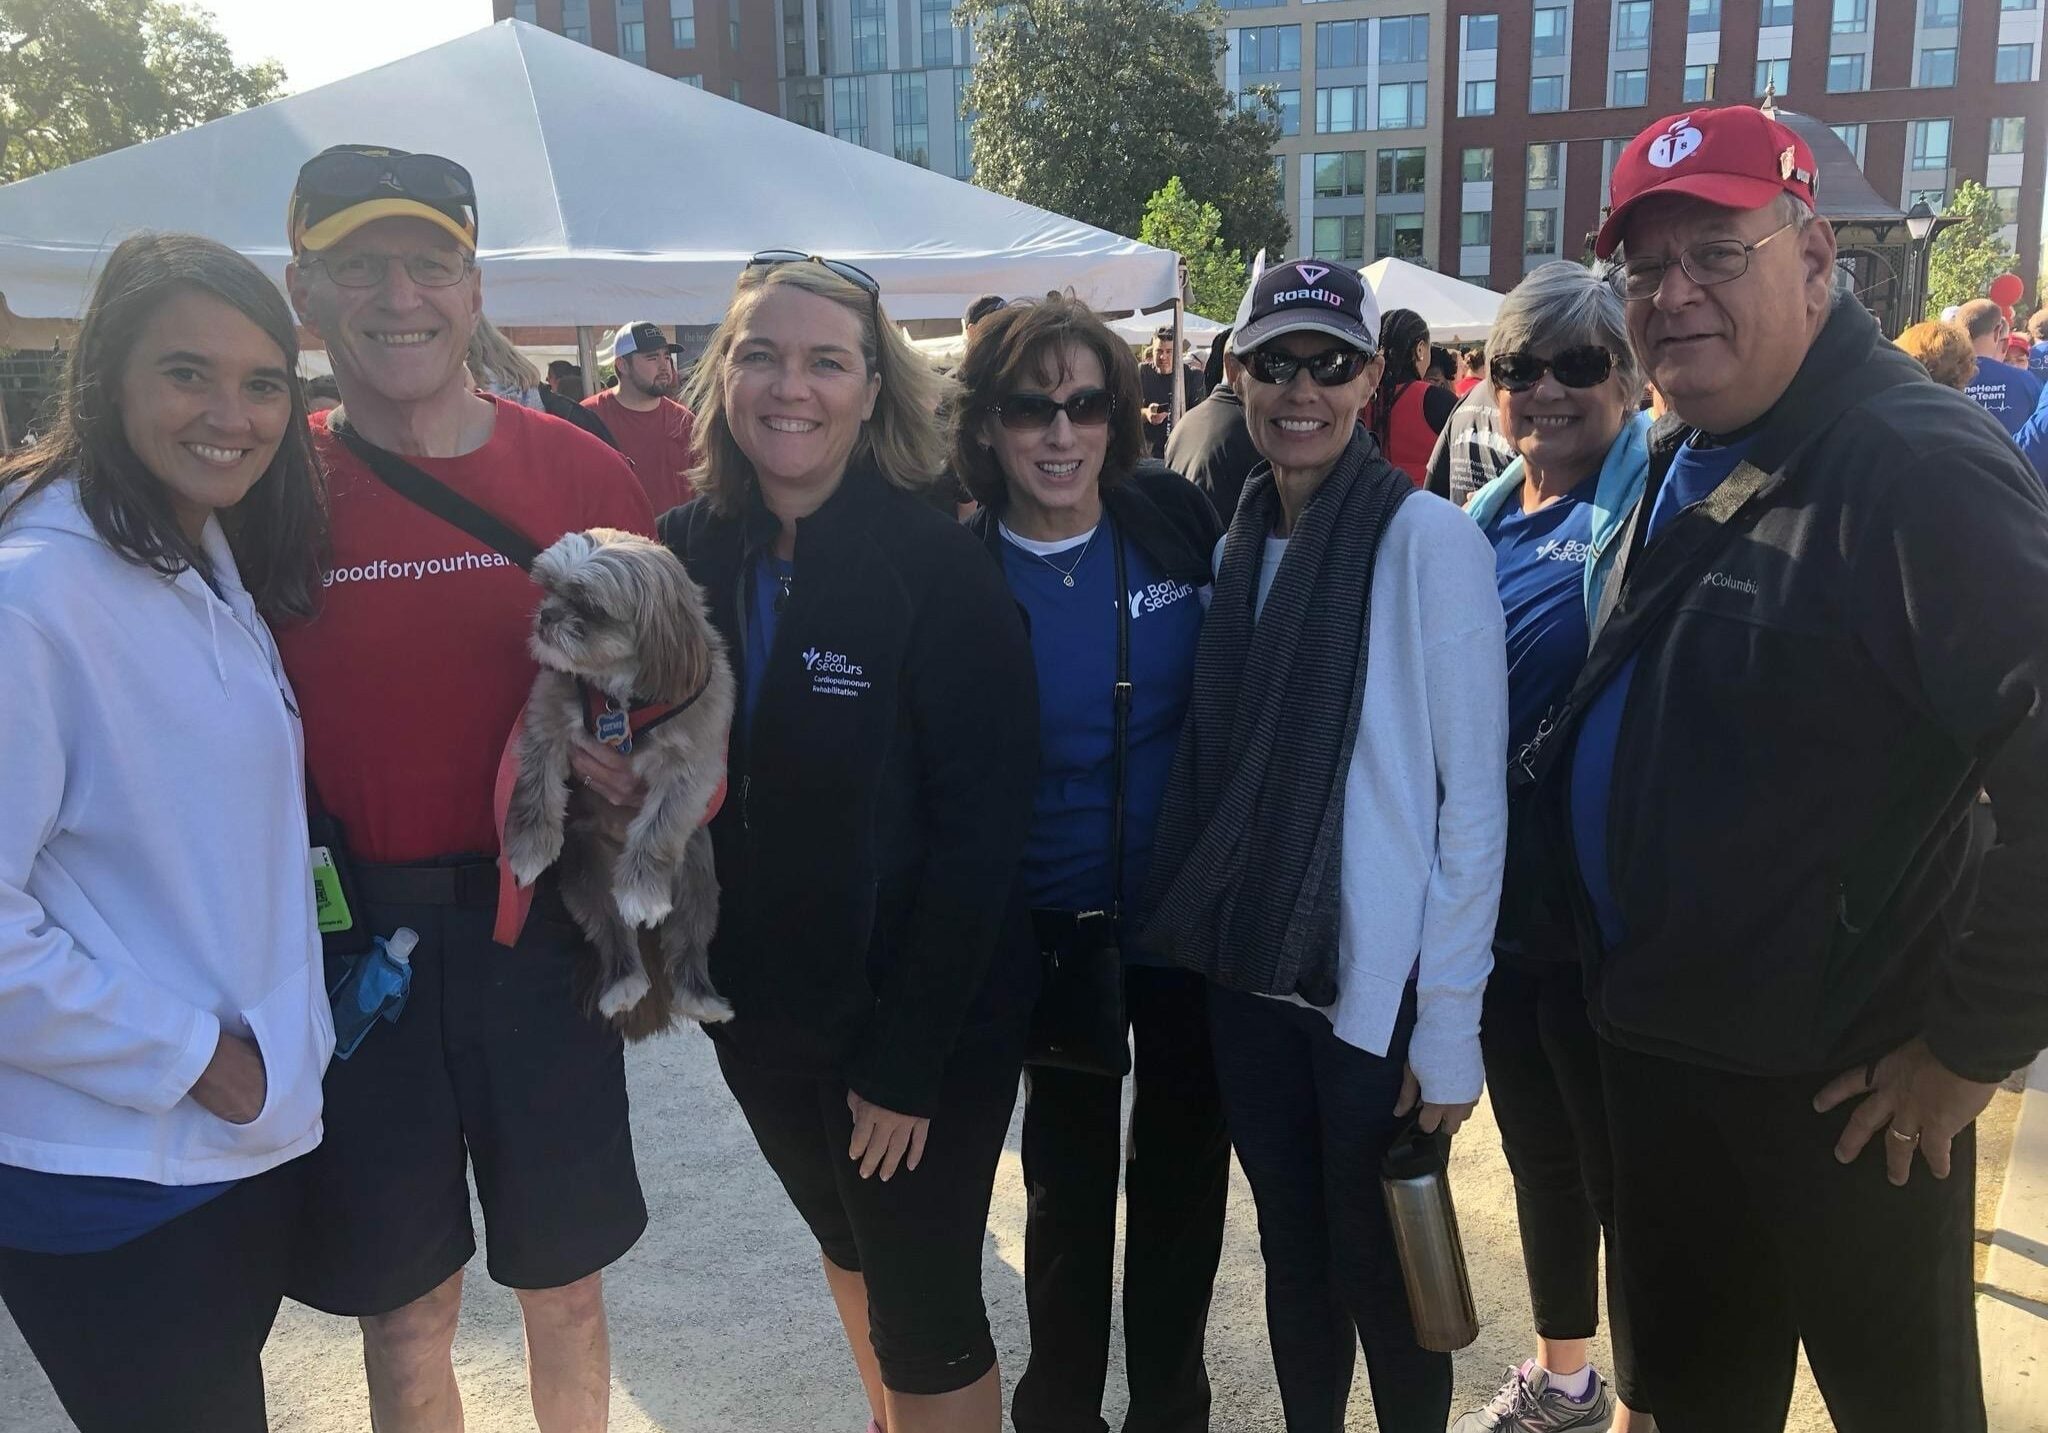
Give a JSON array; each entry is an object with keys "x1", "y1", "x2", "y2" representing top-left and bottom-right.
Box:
[
  {"x1": 1244, "y1": 346, "x2": 1373, "y2": 388},
  {"x1": 1490, "y1": 346, "x2": 1614, "y2": 393},
  {"x1": 994, "y1": 388, "x2": 1116, "y2": 431}
]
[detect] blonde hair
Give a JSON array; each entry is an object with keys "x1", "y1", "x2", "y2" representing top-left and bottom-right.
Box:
[
  {"x1": 1894, "y1": 320, "x2": 1976, "y2": 392},
  {"x1": 467, "y1": 315, "x2": 541, "y2": 395},
  {"x1": 681, "y1": 260, "x2": 953, "y2": 515}
]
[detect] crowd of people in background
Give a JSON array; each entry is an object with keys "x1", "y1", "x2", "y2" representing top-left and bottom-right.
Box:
[{"x1": 3, "y1": 100, "x2": 2048, "y2": 1433}]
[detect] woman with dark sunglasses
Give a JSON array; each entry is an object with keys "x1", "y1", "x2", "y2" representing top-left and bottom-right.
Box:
[
  {"x1": 660, "y1": 253, "x2": 1037, "y2": 1433},
  {"x1": 1142, "y1": 260, "x2": 1507, "y2": 1433},
  {"x1": 950, "y1": 296, "x2": 1228, "y2": 1433},
  {"x1": 1452, "y1": 261, "x2": 1655, "y2": 1433}
]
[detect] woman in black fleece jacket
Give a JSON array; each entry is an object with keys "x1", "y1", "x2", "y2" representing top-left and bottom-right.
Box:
[{"x1": 659, "y1": 255, "x2": 1037, "y2": 1433}]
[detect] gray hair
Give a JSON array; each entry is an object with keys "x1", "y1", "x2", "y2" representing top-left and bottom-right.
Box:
[{"x1": 1486, "y1": 261, "x2": 1642, "y2": 397}]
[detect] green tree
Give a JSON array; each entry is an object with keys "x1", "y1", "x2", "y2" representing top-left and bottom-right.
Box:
[
  {"x1": 1139, "y1": 176, "x2": 1247, "y2": 322},
  {"x1": 959, "y1": 0, "x2": 1289, "y2": 267},
  {"x1": 0, "y1": 0, "x2": 285, "y2": 184},
  {"x1": 1923, "y1": 180, "x2": 2020, "y2": 320}
]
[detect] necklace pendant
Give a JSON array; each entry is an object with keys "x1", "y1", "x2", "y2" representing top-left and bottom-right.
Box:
[{"x1": 1062, "y1": 574, "x2": 1076, "y2": 587}]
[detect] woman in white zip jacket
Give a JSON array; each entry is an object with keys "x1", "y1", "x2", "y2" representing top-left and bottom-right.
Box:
[{"x1": 0, "y1": 233, "x2": 332, "y2": 1433}]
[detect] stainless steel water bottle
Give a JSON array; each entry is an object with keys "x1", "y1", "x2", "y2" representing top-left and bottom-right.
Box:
[{"x1": 1380, "y1": 1120, "x2": 1480, "y2": 1352}]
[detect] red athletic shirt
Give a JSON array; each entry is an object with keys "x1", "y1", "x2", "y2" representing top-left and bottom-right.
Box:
[
  {"x1": 581, "y1": 391, "x2": 697, "y2": 518},
  {"x1": 276, "y1": 399, "x2": 655, "y2": 863}
]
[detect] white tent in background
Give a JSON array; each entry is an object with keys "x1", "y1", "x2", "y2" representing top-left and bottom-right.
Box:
[
  {"x1": 1107, "y1": 310, "x2": 1227, "y2": 346},
  {"x1": 1361, "y1": 258, "x2": 1504, "y2": 341},
  {"x1": 0, "y1": 19, "x2": 1179, "y2": 330}
]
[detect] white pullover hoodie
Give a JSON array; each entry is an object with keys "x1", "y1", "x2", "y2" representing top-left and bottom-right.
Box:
[{"x1": 0, "y1": 478, "x2": 332, "y2": 1183}]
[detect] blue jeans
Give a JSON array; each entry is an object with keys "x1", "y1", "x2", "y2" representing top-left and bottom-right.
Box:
[{"x1": 1206, "y1": 984, "x2": 1449, "y2": 1433}]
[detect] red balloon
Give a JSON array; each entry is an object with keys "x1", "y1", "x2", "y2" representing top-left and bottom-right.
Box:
[{"x1": 1989, "y1": 272, "x2": 2025, "y2": 307}]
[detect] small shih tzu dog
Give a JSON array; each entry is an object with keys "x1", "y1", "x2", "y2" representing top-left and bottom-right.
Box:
[{"x1": 504, "y1": 528, "x2": 735, "y2": 1038}]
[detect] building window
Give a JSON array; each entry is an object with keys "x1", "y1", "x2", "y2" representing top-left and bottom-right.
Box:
[
  {"x1": 1611, "y1": 69, "x2": 1647, "y2": 106},
  {"x1": 1826, "y1": 53, "x2": 1865, "y2": 92},
  {"x1": 1910, "y1": 118, "x2": 1951, "y2": 170},
  {"x1": 1907, "y1": 187, "x2": 1948, "y2": 212},
  {"x1": 1530, "y1": 74, "x2": 1565, "y2": 112},
  {"x1": 1532, "y1": 7, "x2": 1567, "y2": 58},
  {"x1": 1999, "y1": 0, "x2": 2036, "y2": 9},
  {"x1": 1527, "y1": 142, "x2": 1560, "y2": 190},
  {"x1": 1991, "y1": 187, "x2": 2022, "y2": 228},
  {"x1": 1526, "y1": 209, "x2": 1558, "y2": 255},
  {"x1": 1756, "y1": 58, "x2": 1789, "y2": 94},
  {"x1": 514, "y1": 0, "x2": 537, "y2": 19},
  {"x1": 1995, "y1": 44, "x2": 2034, "y2": 84},
  {"x1": 1313, "y1": 21, "x2": 1358, "y2": 67},
  {"x1": 1222, "y1": 0, "x2": 1286, "y2": 8},
  {"x1": 920, "y1": 0, "x2": 954, "y2": 68},
  {"x1": 1463, "y1": 147, "x2": 1494, "y2": 182},
  {"x1": 789, "y1": 80, "x2": 825, "y2": 130},
  {"x1": 1614, "y1": 1, "x2": 1651, "y2": 50},
  {"x1": 1316, "y1": 86, "x2": 1365, "y2": 133},
  {"x1": 1313, "y1": 151, "x2": 1367, "y2": 198},
  {"x1": 1312, "y1": 216, "x2": 1366, "y2": 262},
  {"x1": 1832, "y1": 0, "x2": 1867, "y2": 33},
  {"x1": 1830, "y1": 122, "x2": 1865, "y2": 166},
  {"x1": 1377, "y1": 147, "x2": 1426, "y2": 195},
  {"x1": 672, "y1": 0, "x2": 695, "y2": 47},
  {"x1": 892, "y1": 72, "x2": 929, "y2": 167},
  {"x1": 730, "y1": 0, "x2": 741, "y2": 51},
  {"x1": 1922, "y1": 0, "x2": 1959, "y2": 24},
  {"x1": 1465, "y1": 14, "x2": 1498, "y2": 50},
  {"x1": 1760, "y1": 0, "x2": 1795, "y2": 22},
  {"x1": 1239, "y1": 24, "x2": 1301, "y2": 73},
  {"x1": 832, "y1": 76, "x2": 868, "y2": 145},
  {"x1": 851, "y1": 0, "x2": 886, "y2": 73},
  {"x1": 679, "y1": 72, "x2": 703, "y2": 87},
  {"x1": 620, "y1": 19, "x2": 645, "y2": 54},
  {"x1": 1991, "y1": 116, "x2": 2027, "y2": 155},
  {"x1": 1688, "y1": 0, "x2": 1720, "y2": 32},
  {"x1": 1383, "y1": 81, "x2": 1427, "y2": 128},
  {"x1": 1270, "y1": 154, "x2": 1285, "y2": 206},
  {"x1": 1918, "y1": 48, "x2": 1955, "y2": 87},
  {"x1": 1378, "y1": 14, "x2": 1429, "y2": 65},
  {"x1": 1376, "y1": 212, "x2": 1424, "y2": 260},
  {"x1": 1461, "y1": 211, "x2": 1492, "y2": 246},
  {"x1": 1684, "y1": 64, "x2": 1717, "y2": 102},
  {"x1": 1247, "y1": 88, "x2": 1301, "y2": 135},
  {"x1": 1462, "y1": 79, "x2": 1496, "y2": 116}
]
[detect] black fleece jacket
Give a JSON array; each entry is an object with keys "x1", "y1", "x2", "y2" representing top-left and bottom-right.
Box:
[{"x1": 659, "y1": 459, "x2": 1039, "y2": 1115}]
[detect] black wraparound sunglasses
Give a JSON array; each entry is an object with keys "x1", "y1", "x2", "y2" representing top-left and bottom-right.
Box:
[
  {"x1": 1243, "y1": 346, "x2": 1374, "y2": 388},
  {"x1": 993, "y1": 388, "x2": 1116, "y2": 431},
  {"x1": 1489, "y1": 346, "x2": 1615, "y2": 393}
]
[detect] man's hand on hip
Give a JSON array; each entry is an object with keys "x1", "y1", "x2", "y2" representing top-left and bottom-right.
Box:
[{"x1": 1814, "y1": 1036, "x2": 1998, "y2": 1187}]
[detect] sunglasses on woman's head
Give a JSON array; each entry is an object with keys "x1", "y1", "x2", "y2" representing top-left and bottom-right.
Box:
[
  {"x1": 1243, "y1": 346, "x2": 1373, "y2": 387},
  {"x1": 747, "y1": 249, "x2": 884, "y2": 370},
  {"x1": 1489, "y1": 346, "x2": 1614, "y2": 393},
  {"x1": 993, "y1": 388, "x2": 1115, "y2": 431}
]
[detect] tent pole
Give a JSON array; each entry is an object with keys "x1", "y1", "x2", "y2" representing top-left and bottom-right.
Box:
[
  {"x1": 1171, "y1": 282, "x2": 1187, "y2": 426},
  {"x1": 0, "y1": 384, "x2": 12, "y2": 452},
  {"x1": 577, "y1": 325, "x2": 600, "y2": 393}
]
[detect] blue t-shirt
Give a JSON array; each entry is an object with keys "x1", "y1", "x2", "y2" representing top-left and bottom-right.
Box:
[
  {"x1": 1485, "y1": 484, "x2": 1596, "y2": 754},
  {"x1": 1569, "y1": 436, "x2": 1753, "y2": 948},
  {"x1": 743, "y1": 551, "x2": 794, "y2": 730},
  {"x1": 999, "y1": 518, "x2": 1204, "y2": 929},
  {"x1": 0, "y1": 1163, "x2": 233, "y2": 1254},
  {"x1": 1966, "y1": 356, "x2": 2045, "y2": 438}
]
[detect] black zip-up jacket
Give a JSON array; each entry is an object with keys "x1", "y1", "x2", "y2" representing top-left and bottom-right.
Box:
[
  {"x1": 659, "y1": 458, "x2": 1039, "y2": 1116},
  {"x1": 1537, "y1": 298, "x2": 2048, "y2": 1082},
  {"x1": 1164, "y1": 387, "x2": 1263, "y2": 526},
  {"x1": 964, "y1": 460, "x2": 1222, "y2": 588}
]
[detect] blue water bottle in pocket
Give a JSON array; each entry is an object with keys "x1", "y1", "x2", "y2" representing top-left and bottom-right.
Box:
[{"x1": 328, "y1": 928, "x2": 417, "y2": 1060}]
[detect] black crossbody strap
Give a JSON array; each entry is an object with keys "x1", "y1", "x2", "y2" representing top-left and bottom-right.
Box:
[
  {"x1": 1110, "y1": 526, "x2": 1132, "y2": 924},
  {"x1": 332, "y1": 412, "x2": 541, "y2": 570}
]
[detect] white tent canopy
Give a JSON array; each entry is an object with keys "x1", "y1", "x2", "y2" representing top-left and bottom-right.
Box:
[
  {"x1": 1362, "y1": 258, "x2": 1503, "y2": 341},
  {"x1": 0, "y1": 19, "x2": 1179, "y2": 328}
]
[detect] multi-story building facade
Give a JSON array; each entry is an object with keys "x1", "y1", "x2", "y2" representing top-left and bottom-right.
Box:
[{"x1": 501, "y1": 0, "x2": 2044, "y2": 298}]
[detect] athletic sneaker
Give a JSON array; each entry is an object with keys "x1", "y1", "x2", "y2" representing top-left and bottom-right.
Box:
[{"x1": 1451, "y1": 1361, "x2": 1616, "y2": 1432}]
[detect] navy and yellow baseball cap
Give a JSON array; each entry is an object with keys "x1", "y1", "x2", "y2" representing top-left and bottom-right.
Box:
[{"x1": 288, "y1": 145, "x2": 479, "y2": 255}]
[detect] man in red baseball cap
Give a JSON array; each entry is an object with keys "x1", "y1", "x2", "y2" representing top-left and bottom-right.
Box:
[{"x1": 1513, "y1": 104, "x2": 2048, "y2": 1431}]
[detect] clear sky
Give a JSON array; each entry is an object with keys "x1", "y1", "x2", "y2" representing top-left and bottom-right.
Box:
[{"x1": 199, "y1": 0, "x2": 491, "y2": 94}]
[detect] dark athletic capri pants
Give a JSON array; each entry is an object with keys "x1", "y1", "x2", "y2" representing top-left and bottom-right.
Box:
[
  {"x1": 716, "y1": 1032, "x2": 1024, "y2": 1395},
  {"x1": 289, "y1": 864, "x2": 647, "y2": 1316},
  {"x1": 0, "y1": 1156, "x2": 302, "y2": 1433}
]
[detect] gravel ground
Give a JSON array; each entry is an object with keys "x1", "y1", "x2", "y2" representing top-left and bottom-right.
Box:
[{"x1": 10, "y1": 1027, "x2": 2009, "y2": 1431}]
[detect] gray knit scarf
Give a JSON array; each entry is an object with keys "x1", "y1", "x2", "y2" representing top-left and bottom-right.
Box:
[{"x1": 1140, "y1": 424, "x2": 1414, "y2": 1004}]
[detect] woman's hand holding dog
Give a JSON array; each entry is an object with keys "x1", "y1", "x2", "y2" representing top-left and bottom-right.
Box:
[
  {"x1": 847, "y1": 1091, "x2": 929, "y2": 1182},
  {"x1": 571, "y1": 738, "x2": 650, "y2": 814}
]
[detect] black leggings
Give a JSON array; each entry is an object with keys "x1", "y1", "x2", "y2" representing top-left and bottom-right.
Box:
[{"x1": 0, "y1": 1156, "x2": 301, "y2": 1433}]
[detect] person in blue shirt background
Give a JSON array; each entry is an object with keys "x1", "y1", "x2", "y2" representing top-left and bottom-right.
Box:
[
  {"x1": 2025, "y1": 307, "x2": 2048, "y2": 383},
  {"x1": 955, "y1": 295, "x2": 1230, "y2": 1433},
  {"x1": 1956, "y1": 299, "x2": 2044, "y2": 440},
  {"x1": 1458, "y1": 262, "x2": 1653, "y2": 1433}
]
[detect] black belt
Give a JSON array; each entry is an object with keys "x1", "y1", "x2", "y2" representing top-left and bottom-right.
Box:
[{"x1": 356, "y1": 861, "x2": 500, "y2": 909}]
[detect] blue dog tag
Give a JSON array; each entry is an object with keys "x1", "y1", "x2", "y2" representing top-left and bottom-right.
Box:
[{"x1": 595, "y1": 707, "x2": 632, "y2": 753}]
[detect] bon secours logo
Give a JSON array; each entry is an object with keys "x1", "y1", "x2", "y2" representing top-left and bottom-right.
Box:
[{"x1": 802, "y1": 647, "x2": 864, "y2": 676}]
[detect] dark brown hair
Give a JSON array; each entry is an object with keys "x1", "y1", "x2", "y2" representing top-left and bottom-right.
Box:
[
  {"x1": 949, "y1": 295, "x2": 1146, "y2": 509},
  {"x1": 0, "y1": 232, "x2": 326, "y2": 619}
]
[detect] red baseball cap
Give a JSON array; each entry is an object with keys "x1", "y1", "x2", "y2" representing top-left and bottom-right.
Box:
[{"x1": 1595, "y1": 106, "x2": 1817, "y2": 259}]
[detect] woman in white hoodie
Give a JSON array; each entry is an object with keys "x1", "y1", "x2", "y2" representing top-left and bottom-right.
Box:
[{"x1": 0, "y1": 232, "x2": 332, "y2": 1432}]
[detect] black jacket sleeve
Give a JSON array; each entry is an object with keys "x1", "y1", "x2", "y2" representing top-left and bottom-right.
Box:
[
  {"x1": 1853, "y1": 414, "x2": 2048, "y2": 1081},
  {"x1": 844, "y1": 533, "x2": 1039, "y2": 1114},
  {"x1": 1422, "y1": 382, "x2": 1459, "y2": 434}
]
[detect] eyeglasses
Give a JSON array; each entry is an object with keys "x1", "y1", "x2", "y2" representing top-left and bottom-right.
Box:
[
  {"x1": 290, "y1": 149, "x2": 477, "y2": 243},
  {"x1": 1243, "y1": 346, "x2": 1374, "y2": 387},
  {"x1": 748, "y1": 249, "x2": 883, "y2": 368},
  {"x1": 1614, "y1": 220, "x2": 1797, "y2": 301},
  {"x1": 302, "y1": 250, "x2": 476, "y2": 289},
  {"x1": 1489, "y1": 345, "x2": 1615, "y2": 393},
  {"x1": 993, "y1": 388, "x2": 1116, "y2": 430}
]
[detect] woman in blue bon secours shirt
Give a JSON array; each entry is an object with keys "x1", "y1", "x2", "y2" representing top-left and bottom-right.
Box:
[
  {"x1": 1454, "y1": 261, "x2": 1655, "y2": 1433},
  {"x1": 0, "y1": 234, "x2": 333, "y2": 1432},
  {"x1": 952, "y1": 296, "x2": 1229, "y2": 1433}
]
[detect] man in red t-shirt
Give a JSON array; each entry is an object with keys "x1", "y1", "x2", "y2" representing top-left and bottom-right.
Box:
[
  {"x1": 276, "y1": 144, "x2": 655, "y2": 1433},
  {"x1": 583, "y1": 321, "x2": 697, "y2": 518}
]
